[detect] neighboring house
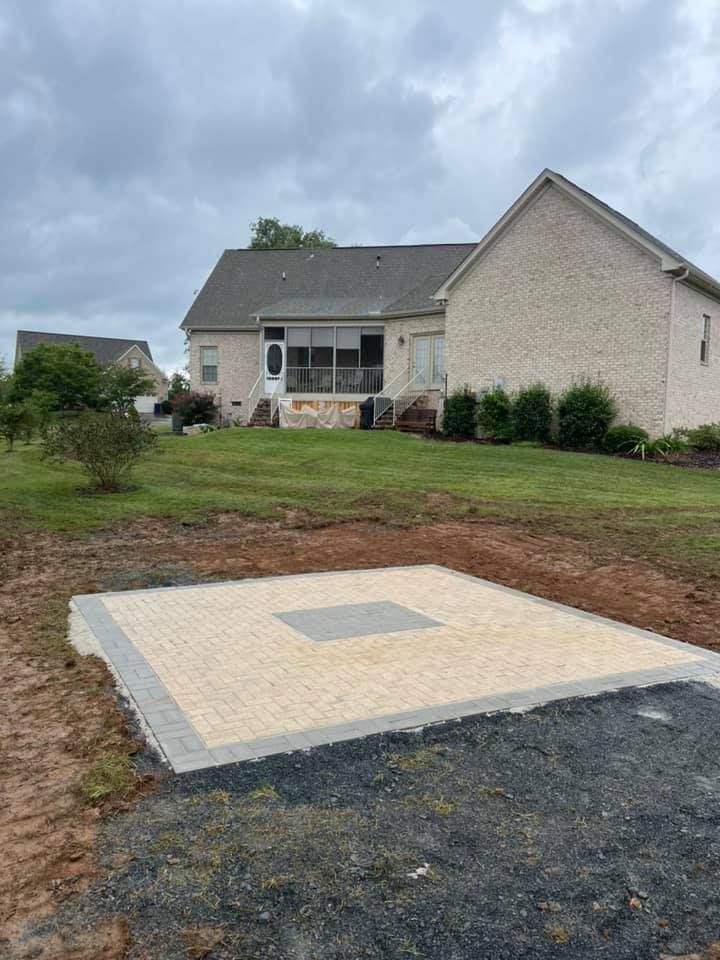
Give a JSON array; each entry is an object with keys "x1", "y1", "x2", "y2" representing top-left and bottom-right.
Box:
[
  {"x1": 182, "y1": 169, "x2": 720, "y2": 434},
  {"x1": 14, "y1": 331, "x2": 168, "y2": 413}
]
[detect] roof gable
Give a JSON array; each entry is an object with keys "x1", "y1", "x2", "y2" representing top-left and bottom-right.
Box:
[
  {"x1": 434, "y1": 169, "x2": 720, "y2": 300},
  {"x1": 181, "y1": 243, "x2": 476, "y2": 330}
]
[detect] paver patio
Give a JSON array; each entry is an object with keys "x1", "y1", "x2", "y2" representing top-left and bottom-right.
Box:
[{"x1": 70, "y1": 565, "x2": 720, "y2": 773}]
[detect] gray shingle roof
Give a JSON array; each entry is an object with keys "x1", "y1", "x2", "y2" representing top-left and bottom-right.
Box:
[
  {"x1": 15, "y1": 331, "x2": 153, "y2": 365},
  {"x1": 181, "y1": 243, "x2": 476, "y2": 329}
]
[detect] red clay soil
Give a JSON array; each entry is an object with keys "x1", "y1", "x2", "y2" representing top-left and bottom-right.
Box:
[{"x1": 2, "y1": 514, "x2": 720, "y2": 958}]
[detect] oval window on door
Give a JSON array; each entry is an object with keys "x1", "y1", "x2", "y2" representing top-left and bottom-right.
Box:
[{"x1": 267, "y1": 343, "x2": 283, "y2": 375}]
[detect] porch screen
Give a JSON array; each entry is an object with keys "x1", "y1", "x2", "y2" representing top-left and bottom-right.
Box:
[
  {"x1": 287, "y1": 327, "x2": 310, "y2": 367},
  {"x1": 361, "y1": 327, "x2": 384, "y2": 368},
  {"x1": 336, "y1": 327, "x2": 360, "y2": 368}
]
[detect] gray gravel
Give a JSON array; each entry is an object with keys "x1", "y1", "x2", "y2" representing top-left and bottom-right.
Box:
[{"x1": 28, "y1": 681, "x2": 720, "y2": 959}]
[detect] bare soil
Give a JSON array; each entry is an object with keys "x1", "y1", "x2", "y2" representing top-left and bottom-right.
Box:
[{"x1": 2, "y1": 512, "x2": 720, "y2": 958}]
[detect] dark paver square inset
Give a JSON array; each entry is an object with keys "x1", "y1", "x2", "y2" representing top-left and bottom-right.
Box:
[{"x1": 273, "y1": 600, "x2": 442, "y2": 642}]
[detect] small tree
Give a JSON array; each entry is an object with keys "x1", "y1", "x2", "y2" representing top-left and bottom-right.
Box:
[
  {"x1": 98, "y1": 363, "x2": 156, "y2": 412},
  {"x1": 512, "y1": 384, "x2": 552, "y2": 442},
  {"x1": 171, "y1": 391, "x2": 218, "y2": 426},
  {"x1": 557, "y1": 381, "x2": 617, "y2": 448},
  {"x1": 477, "y1": 389, "x2": 513, "y2": 442},
  {"x1": 43, "y1": 410, "x2": 158, "y2": 492},
  {"x1": 442, "y1": 387, "x2": 477, "y2": 438},
  {"x1": 0, "y1": 401, "x2": 33, "y2": 451},
  {"x1": 168, "y1": 370, "x2": 190, "y2": 400},
  {"x1": 13, "y1": 343, "x2": 103, "y2": 411}
]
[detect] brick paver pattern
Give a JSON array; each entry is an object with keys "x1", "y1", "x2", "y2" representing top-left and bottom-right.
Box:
[{"x1": 98, "y1": 567, "x2": 706, "y2": 750}]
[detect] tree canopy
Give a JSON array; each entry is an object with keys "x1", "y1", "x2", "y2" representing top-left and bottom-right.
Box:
[
  {"x1": 12, "y1": 343, "x2": 103, "y2": 410},
  {"x1": 249, "y1": 217, "x2": 336, "y2": 250}
]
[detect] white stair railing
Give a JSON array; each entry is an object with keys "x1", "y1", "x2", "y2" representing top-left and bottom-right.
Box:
[
  {"x1": 373, "y1": 369, "x2": 413, "y2": 424},
  {"x1": 269, "y1": 381, "x2": 281, "y2": 425},
  {"x1": 247, "y1": 373, "x2": 264, "y2": 424},
  {"x1": 392, "y1": 370, "x2": 425, "y2": 423}
]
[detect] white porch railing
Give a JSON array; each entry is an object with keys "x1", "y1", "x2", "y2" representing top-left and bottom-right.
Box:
[
  {"x1": 373, "y1": 368, "x2": 425, "y2": 425},
  {"x1": 285, "y1": 367, "x2": 383, "y2": 395},
  {"x1": 247, "y1": 372, "x2": 264, "y2": 424}
]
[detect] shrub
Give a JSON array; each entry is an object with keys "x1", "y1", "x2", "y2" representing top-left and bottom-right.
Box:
[
  {"x1": 171, "y1": 391, "x2": 218, "y2": 426},
  {"x1": 557, "y1": 381, "x2": 617, "y2": 448},
  {"x1": 442, "y1": 387, "x2": 477, "y2": 438},
  {"x1": 160, "y1": 399, "x2": 173, "y2": 415},
  {"x1": 512, "y1": 384, "x2": 552, "y2": 442},
  {"x1": 43, "y1": 410, "x2": 158, "y2": 491},
  {"x1": 477, "y1": 389, "x2": 513, "y2": 442},
  {"x1": 604, "y1": 423, "x2": 649, "y2": 454},
  {"x1": 629, "y1": 432, "x2": 688, "y2": 462},
  {"x1": 685, "y1": 422, "x2": 720, "y2": 451}
]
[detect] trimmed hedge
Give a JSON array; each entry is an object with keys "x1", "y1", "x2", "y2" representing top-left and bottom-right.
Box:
[
  {"x1": 442, "y1": 386, "x2": 477, "y2": 438},
  {"x1": 512, "y1": 384, "x2": 552, "y2": 442},
  {"x1": 477, "y1": 389, "x2": 513, "y2": 442},
  {"x1": 557, "y1": 381, "x2": 617, "y2": 448}
]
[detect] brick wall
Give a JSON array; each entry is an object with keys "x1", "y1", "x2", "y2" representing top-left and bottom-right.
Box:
[
  {"x1": 665, "y1": 281, "x2": 720, "y2": 430},
  {"x1": 445, "y1": 184, "x2": 673, "y2": 435},
  {"x1": 383, "y1": 314, "x2": 446, "y2": 386},
  {"x1": 188, "y1": 330, "x2": 260, "y2": 423}
]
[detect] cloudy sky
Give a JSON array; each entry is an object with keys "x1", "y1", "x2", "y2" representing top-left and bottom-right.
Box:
[{"x1": 1, "y1": 0, "x2": 719, "y2": 373}]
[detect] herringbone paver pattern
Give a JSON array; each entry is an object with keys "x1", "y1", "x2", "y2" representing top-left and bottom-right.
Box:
[{"x1": 97, "y1": 566, "x2": 707, "y2": 751}]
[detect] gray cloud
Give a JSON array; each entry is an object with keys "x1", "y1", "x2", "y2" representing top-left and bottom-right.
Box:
[{"x1": 1, "y1": 0, "x2": 719, "y2": 371}]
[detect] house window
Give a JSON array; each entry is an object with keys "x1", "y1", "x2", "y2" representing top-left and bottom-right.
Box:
[
  {"x1": 129, "y1": 357, "x2": 141, "y2": 369},
  {"x1": 432, "y1": 335, "x2": 445, "y2": 384},
  {"x1": 701, "y1": 315, "x2": 711, "y2": 364},
  {"x1": 412, "y1": 334, "x2": 445, "y2": 387},
  {"x1": 200, "y1": 346, "x2": 218, "y2": 383},
  {"x1": 264, "y1": 326, "x2": 285, "y2": 341}
]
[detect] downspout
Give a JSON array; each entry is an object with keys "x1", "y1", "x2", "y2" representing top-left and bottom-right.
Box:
[{"x1": 663, "y1": 267, "x2": 689, "y2": 435}]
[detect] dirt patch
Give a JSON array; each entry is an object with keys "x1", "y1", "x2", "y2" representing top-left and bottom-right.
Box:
[{"x1": 2, "y1": 512, "x2": 720, "y2": 957}]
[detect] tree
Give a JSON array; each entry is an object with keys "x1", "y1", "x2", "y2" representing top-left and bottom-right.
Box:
[
  {"x1": 43, "y1": 410, "x2": 158, "y2": 492},
  {"x1": 0, "y1": 401, "x2": 33, "y2": 451},
  {"x1": 249, "y1": 216, "x2": 336, "y2": 250},
  {"x1": 98, "y1": 363, "x2": 156, "y2": 412},
  {"x1": 13, "y1": 344, "x2": 102, "y2": 411},
  {"x1": 168, "y1": 370, "x2": 190, "y2": 400}
]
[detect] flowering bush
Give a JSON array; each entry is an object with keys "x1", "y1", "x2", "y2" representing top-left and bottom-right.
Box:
[{"x1": 171, "y1": 391, "x2": 218, "y2": 426}]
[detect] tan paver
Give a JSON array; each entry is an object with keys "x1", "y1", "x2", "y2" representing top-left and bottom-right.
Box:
[{"x1": 97, "y1": 566, "x2": 707, "y2": 750}]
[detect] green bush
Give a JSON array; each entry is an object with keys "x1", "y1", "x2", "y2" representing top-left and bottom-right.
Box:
[
  {"x1": 0, "y1": 401, "x2": 35, "y2": 451},
  {"x1": 43, "y1": 410, "x2": 158, "y2": 491},
  {"x1": 512, "y1": 384, "x2": 552, "y2": 442},
  {"x1": 685, "y1": 422, "x2": 720, "y2": 451},
  {"x1": 557, "y1": 381, "x2": 617, "y2": 448},
  {"x1": 171, "y1": 391, "x2": 218, "y2": 426},
  {"x1": 477, "y1": 389, "x2": 513, "y2": 442},
  {"x1": 628, "y1": 432, "x2": 688, "y2": 462},
  {"x1": 604, "y1": 423, "x2": 649, "y2": 454},
  {"x1": 442, "y1": 387, "x2": 477, "y2": 438}
]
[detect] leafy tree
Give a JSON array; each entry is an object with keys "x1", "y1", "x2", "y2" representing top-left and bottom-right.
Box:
[
  {"x1": 0, "y1": 401, "x2": 33, "y2": 451},
  {"x1": 43, "y1": 410, "x2": 158, "y2": 492},
  {"x1": 13, "y1": 343, "x2": 102, "y2": 411},
  {"x1": 249, "y1": 217, "x2": 336, "y2": 250},
  {"x1": 98, "y1": 363, "x2": 156, "y2": 412},
  {"x1": 168, "y1": 370, "x2": 190, "y2": 400}
]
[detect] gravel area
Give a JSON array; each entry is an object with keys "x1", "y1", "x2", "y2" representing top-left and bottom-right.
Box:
[{"x1": 22, "y1": 681, "x2": 720, "y2": 959}]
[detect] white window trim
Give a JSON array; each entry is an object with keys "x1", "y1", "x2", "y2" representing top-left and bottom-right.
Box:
[{"x1": 200, "y1": 346, "x2": 219, "y2": 384}]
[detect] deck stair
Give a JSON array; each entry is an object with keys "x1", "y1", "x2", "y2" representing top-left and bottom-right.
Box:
[{"x1": 248, "y1": 398, "x2": 278, "y2": 427}]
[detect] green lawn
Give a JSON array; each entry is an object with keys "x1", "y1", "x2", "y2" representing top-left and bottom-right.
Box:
[{"x1": 2, "y1": 429, "x2": 720, "y2": 573}]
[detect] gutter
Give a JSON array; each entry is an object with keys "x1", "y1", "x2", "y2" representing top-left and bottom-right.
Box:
[{"x1": 662, "y1": 266, "x2": 689, "y2": 434}]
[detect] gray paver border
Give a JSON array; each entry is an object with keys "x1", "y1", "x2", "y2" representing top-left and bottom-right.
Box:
[{"x1": 72, "y1": 565, "x2": 720, "y2": 774}]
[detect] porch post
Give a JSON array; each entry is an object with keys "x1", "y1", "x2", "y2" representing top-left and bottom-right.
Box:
[{"x1": 333, "y1": 325, "x2": 337, "y2": 395}]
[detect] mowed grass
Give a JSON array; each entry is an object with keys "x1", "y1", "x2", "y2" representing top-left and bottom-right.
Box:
[{"x1": 1, "y1": 429, "x2": 720, "y2": 573}]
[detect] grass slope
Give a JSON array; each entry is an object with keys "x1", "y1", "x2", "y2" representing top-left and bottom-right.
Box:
[{"x1": 1, "y1": 429, "x2": 719, "y2": 573}]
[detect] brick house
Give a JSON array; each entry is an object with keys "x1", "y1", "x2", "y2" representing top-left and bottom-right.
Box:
[
  {"x1": 182, "y1": 170, "x2": 720, "y2": 434},
  {"x1": 14, "y1": 331, "x2": 168, "y2": 414}
]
